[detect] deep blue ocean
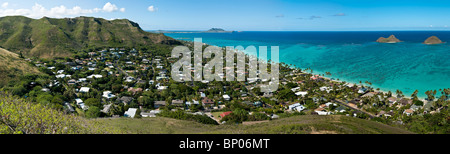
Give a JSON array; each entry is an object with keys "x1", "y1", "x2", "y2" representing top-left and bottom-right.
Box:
[{"x1": 165, "y1": 31, "x2": 450, "y2": 98}]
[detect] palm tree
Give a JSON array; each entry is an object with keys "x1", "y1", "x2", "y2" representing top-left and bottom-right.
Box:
[
  {"x1": 396, "y1": 89, "x2": 403, "y2": 98},
  {"x1": 425, "y1": 90, "x2": 435, "y2": 101},
  {"x1": 411, "y1": 89, "x2": 419, "y2": 100}
]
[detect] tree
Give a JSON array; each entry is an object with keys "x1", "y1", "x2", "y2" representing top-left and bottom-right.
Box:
[
  {"x1": 396, "y1": 89, "x2": 404, "y2": 98},
  {"x1": 85, "y1": 106, "x2": 101, "y2": 118},
  {"x1": 134, "y1": 108, "x2": 142, "y2": 118},
  {"x1": 84, "y1": 98, "x2": 101, "y2": 108},
  {"x1": 411, "y1": 89, "x2": 419, "y2": 100},
  {"x1": 425, "y1": 90, "x2": 436, "y2": 101}
]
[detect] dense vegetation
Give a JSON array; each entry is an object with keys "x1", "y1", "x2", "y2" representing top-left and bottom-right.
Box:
[{"x1": 0, "y1": 91, "x2": 120, "y2": 134}]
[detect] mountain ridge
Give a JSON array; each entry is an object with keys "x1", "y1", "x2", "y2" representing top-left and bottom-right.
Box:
[{"x1": 0, "y1": 16, "x2": 181, "y2": 58}]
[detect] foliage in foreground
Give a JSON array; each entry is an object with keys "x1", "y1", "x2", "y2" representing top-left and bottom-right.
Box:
[{"x1": 0, "y1": 91, "x2": 121, "y2": 134}]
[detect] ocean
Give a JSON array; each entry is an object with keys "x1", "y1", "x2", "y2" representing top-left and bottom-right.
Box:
[{"x1": 164, "y1": 31, "x2": 450, "y2": 99}]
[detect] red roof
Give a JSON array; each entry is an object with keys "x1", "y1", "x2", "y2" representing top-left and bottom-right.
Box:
[{"x1": 220, "y1": 111, "x2": 232, "y2": 118}]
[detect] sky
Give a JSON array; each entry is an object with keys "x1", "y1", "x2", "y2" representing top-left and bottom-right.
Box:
[{"x1": 1, "y1": 0, "x2": 450, "y2": 31}]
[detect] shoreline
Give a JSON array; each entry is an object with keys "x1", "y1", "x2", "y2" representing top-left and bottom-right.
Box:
[{"x1": 172, "y1": 37, "x2": 433, "y2": 102}]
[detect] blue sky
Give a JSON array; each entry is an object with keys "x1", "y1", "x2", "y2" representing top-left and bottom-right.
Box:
[{"x1": 1, "y1": 0, "x2": 450, "y2": 31}]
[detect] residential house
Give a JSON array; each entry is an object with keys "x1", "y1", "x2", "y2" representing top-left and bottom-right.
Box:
[
  {"x1": 223, "y1": 94, "x2": 231, "y2": 101},
  {"x1": 186, "y1": 100, "x2": 199, "y2": 106},
  {"x1": 124, "y1": 108, "x2": 138, "y2": 118},
  {"x1": 154, "y1": 101, "x2": 166, "y2": 108},
  {"x1": 128, "y1": 87, "x2": 143, "y2": 95},
  {"x1": 288, "y1": 103, "x2": 305, "y2": 112},
  {"x1": 125, "y1": 76, "x2": 135, "y2": 82},
  {"x1": 64, "y1": 102, "x2": 75, "y2": 112},
  {"x1": 101, "y1": 104, "x2": 112, "y2": 114},
  {"x1": 102, "y1": 91, "x2": 116, "y2": 99},
  {"x1": 358, "y1": 87, "x2": 368, "y2": 94},
  {"x1": 79, "y1": 87, "x2": 90, "y2": 93},
  {"x1": 117, "y1": 96, "x2": 133, "y2": 105},
  {"x1": 56, "y1": 74, "x2": 66, "y2": 78},
  {"x1": 295, "y1": 91, "x2": 308, "y2": 97},
  {"x1": 387, "y1": 97, "x2": 397, "y2": 104},
  {"x1": 68, "y1": 79, "x2": 76, "y2": 85},
  {"x1": 403, "y1": 109, "x2": 414, "y2": 116},
  {"x1": 87, "y1": 74, "x2": 102, "y2": 79},
  {"x1": 315, "y1": 107, "x2": 331, "y2": 115},
  {"x1": 171, "y1": 99, "x2": 184, "y2": 106},
  {"x1": 141, "y1": 110, "x2": 160, "y2": 117},
  {"x1": 202, "y1": 97, "x2": 215, "y2": 107},
  {"x1": 399, "y1": 98, "x2": 413, "y2": 106}
]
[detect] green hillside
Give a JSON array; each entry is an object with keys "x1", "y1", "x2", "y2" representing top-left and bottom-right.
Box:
[
  {"x1": 94, "y1": 115, "x2": 413, "y2": 134},
  {"x1": 0, "y1": 16, "x2": 180, "y2": 58},
  {"x1": 0, "y1": 48, "x2": 42, "y2": 86}
]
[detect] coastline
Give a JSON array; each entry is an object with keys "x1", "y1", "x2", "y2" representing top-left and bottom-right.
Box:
[{"x1": 171, "y1": 36, "x2": 432, "y2": 101}]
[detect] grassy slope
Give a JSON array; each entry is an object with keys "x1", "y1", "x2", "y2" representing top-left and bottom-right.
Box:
[
  {"x1": 0, "y1": 48, "x2": 42, "y2": 86},
  {"x1": 94, "y1": 115, "x2": 413, "y2": 134}
]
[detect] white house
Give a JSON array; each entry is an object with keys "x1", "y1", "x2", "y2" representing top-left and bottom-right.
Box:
[
  {"x1": 79, "y1": 87, "x2": 90, "y2": 93},
  {"x1": 56, "y1": 74, "x2": 66, "y2": 78},
  {"x1": 57, "y1": 70, "x2": 64, "y2": 74},
  {"x1": 291, "y1": 87, "x2": 300, "y2": 92},
  {"x1": 157, "y1": 86, "x2": 168, "y2": 91},
  {"x1": 78, "y1": 78, "x2": 87, "y2": 82},
  {"x1": 125, "y1": 76, "x2": 135, "y2": 82},
  {"x1": 295, "y1": 106, "x2": 305, "y2": 112},
  {"x1": 186, "y1": 100, "x2": 200, "y2": 106},
  {"x1": 87, "y1": 74, "x2": 102, "y2": 79},
  {"x1": 288, "y1": 103, "x2": 305, "y2": 112},
  {"x1": 320, "y1": 86, "x2": 331, "y2": 93},
  {"x1": 102, "y1": 91, "x2": 116, "y2": 99},
  {"x1": 295, "y1": 91, "x2": 308, "y2": 97},
  {"x1": 223, "y1": 94, "x2": 231, "y2": 101},
  {"x1": 75, "y1": 98, "x2": 83, "y2": 105},
  {"x1": 124, "y1": 108, "x2": 138, "y2": 118}
]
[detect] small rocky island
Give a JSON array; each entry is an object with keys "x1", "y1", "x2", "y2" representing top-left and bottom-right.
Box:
[
  {"x1": 376, "y1": 35, "x2": 402, "y2": 43},
  {"x1": 423, "y1": 36, "x2": 443, "y2": 44},
  {"x1": 203, "y1": 28, "x2": 234, "y2": 33}
]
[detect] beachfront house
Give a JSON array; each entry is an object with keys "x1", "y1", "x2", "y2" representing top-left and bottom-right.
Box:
[{"x1": 358, "y1": 87, "x2": 368, "y2": 94}]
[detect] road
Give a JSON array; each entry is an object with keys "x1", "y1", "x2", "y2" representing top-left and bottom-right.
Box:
[
  {"x1": 114, "y1": 60, "x2": 129, "y2": 76},
  {"x1": 332, "y1": 99, "x2": 376, "y2": 118}
]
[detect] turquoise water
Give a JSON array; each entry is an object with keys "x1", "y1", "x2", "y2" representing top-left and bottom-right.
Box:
[{"x1": 165, "y1": 31, "x2": 450, "y2": 98}]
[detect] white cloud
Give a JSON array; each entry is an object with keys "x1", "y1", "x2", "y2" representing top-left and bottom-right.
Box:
[
  {"x1": 1, "y1": 2, "x2": 8, "y2": 8},
  {"x1": 102, "y1": 2, "x2": 118, "y2": 12},
  {"x1": 0, "y1": 2, "x2": 125, "y2": 18},
  {"x1": 148, "y1": 5, "x2": 156, "y2": 12}
]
